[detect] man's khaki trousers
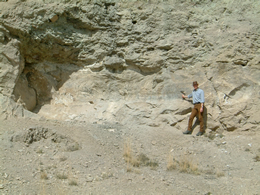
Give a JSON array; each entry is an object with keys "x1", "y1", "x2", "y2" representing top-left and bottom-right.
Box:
[{"x1": 188, "y1": 104, "x2": 204, "y2": 132}]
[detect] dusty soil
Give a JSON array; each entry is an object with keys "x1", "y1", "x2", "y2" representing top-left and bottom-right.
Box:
[{"x1": 0, "y1": 117, "x2": 259, "y2": 195}]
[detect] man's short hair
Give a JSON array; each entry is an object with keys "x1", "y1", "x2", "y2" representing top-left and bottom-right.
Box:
[{"x1": 193, "y1": 81, "x2": 198, "y2": 86}]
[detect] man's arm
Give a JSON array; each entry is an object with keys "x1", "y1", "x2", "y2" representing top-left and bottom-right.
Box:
[
  {"x1": 182, "y1": 94, "x2": 188, "y2": 99},
  {"x1": 182, "y1": 93, "x2": 192, "y2": 99}
]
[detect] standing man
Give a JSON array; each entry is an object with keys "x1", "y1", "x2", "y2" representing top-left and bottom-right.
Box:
[{"x1": 182, "y1": 81, "x2": 205, "y2": 136}]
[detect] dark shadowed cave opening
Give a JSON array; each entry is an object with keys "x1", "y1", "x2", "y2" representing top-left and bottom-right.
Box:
[{"x1": 13, "y1": 61, "x2": 81, "y2": 112}]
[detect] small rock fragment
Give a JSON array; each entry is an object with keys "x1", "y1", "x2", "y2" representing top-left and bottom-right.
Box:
[
  {"x1": 86, "y1": 175, "x2": 93, "y2": 182},
  {"x1": 49, "y1": 15, "x2": 59, "y2": 22}
]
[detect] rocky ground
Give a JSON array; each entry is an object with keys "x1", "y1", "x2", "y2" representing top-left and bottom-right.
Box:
[{"x1": 0, "y1": 117, "x2": 259, "y2": 195}]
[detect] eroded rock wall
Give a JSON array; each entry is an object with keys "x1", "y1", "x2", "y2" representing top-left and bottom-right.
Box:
[{"x1": 0, "y1": 0, "x2": 259, "y2": 131}]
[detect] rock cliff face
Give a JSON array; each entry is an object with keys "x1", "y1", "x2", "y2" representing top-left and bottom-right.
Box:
[{"x1": 0, "y1": 0, "x2": 259, "y2": 132}]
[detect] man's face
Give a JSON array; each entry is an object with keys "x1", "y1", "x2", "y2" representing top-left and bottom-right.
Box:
[{"x1": 193, "y1": 84, "x2": 198, "y2": 90}]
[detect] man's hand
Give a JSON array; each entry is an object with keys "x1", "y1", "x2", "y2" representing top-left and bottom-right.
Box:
[
  {"x1": 200, "y1": 103, "x2": 204, "y2": 112},
  {"x1": 182, "y1": 94, "x2": 186, "y2": 99}
]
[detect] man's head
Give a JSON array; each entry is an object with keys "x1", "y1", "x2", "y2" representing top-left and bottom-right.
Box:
[{"x1": 193, "y1": 81, "x2": 198, "y2": 89}]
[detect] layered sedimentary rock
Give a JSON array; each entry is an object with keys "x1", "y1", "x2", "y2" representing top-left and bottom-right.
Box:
[{"x1": 0, "y1": 0, "x2": 259, "y2": 132}]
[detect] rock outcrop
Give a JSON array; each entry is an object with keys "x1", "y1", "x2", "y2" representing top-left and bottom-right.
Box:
[{"x1": 0, "y1": 0, "x2": 259, "y2": 132}]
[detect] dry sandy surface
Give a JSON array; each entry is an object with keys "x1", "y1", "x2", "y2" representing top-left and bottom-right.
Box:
[{"x1": 0, "y1": 117, "x2": 259, "y2": 195}]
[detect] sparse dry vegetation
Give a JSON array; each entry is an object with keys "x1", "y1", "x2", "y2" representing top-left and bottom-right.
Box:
[
  {"x1": 179, "y1": 155, "x2": 199, "y2": 174},
  {"x1": 101, "y1": 172, "x2": 113, "y2": 179},
  {"x1": 207, "y1": 132, "x2": 216, "y2": 140},
  {"x1": 69, "y1": 180, "x2": 78, "y2": 186},
  {"x1": 66, "y1": 142, "x2": 80, "y2": 152},
  {"x1": 59, "y1": 156, "x2": 68, "y2": 162},
  {"x1": 167, "y1": 154, "x2": 225, "y2": 177},
  {"x1": 36, "y1": 148, "x2": 43, "y2": 154},
  {"x1": 137, "y1": 153, "x2": 158, "y2": 169},
  {"x1": 216, "y1": 171, "x2": 225, "y2": 177},
  {"x1": 167, "y1": 153, "x2": 177, "y2": 171},
  {"x1": 123, "y1": 139, "x2": 134, "y2": 171},
  {"x1": 123, "y1": 140, "x2": 158, "y2": 170},
  {"x1": 253, "y1": 155, "x2": 260, "y2": 162},
  {"x1": 167, "y1": 153, "x2": 199, "y2": 175},
  {"x1": 56, "y1": 173, "x2": 68, "y2": 180},
  {"x1": 40, "y1": 171, "x2": 48, "y2": 180}
]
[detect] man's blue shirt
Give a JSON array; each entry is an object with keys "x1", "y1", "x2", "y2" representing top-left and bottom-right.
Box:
[{"x1": 188, "y1": 88, "x2": 205, "y2": 104}]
